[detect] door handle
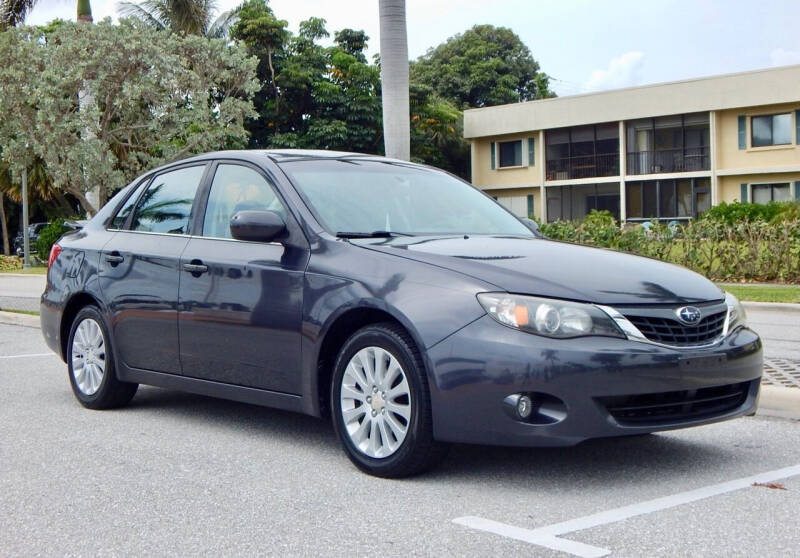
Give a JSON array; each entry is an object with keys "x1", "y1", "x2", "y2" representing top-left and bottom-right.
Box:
[
  {"x1": 182, "y1": 262, "x2": 208, "y2": 274},
  {"x1": 104, "y1": 252, "x2": 124, "y2": 265}
]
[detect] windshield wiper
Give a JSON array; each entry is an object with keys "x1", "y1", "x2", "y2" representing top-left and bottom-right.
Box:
[{"x1": 336, "y1": 231, "x2": 414, "y2": 238}]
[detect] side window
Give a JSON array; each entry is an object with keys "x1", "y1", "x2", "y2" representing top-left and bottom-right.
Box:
[
  {"x1": 130, "y1": 166, "x2": 206, "y2": 234},
  {"x1": 202, "y1": 164, "x2": 287, "y2": 239},
  {"x1": 110, "y1": 180, "x2": 147, "y2": 229}
]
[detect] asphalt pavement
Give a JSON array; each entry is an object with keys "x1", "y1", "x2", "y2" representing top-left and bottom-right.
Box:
[{"x1": 1, "y1": 322, "x2": 799, "y2": 557}]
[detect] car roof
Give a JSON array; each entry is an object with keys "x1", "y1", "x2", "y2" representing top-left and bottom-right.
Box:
[
  {"x1": 134, "y1": 149, "x2": 431, "y2": 185},
  {"x1": 177, "y1": 149, "x2": 415, "y2": 166}
]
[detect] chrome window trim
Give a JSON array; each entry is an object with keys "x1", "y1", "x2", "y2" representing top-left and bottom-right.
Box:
[
  {"x1": 106, "y1": 228, "x2": 282, "y2": 247},
  {"x1": 596, "y1": 304, "x2": 731, "y2": 350}
]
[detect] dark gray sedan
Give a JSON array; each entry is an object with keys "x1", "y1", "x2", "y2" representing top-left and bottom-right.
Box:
[{"x1": 40, "y1": 150, "x2": 762, "y2": 477}]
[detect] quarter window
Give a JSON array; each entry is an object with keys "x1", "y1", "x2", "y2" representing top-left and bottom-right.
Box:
[
  {"x1": 751, "y1": 183, "x2": 791, "y2": 203},
  {"x1": 130, "y1": 166, "x2": 206, "y2": 234},
  {"x1": 498, "y1": 140, "x2": 522, "y2": 168},
  {"x1": 109, "y1": 181, "x2": 146, "y2": 229},
  {"x1": 202, "y1": 164, "x2": 286, "y2": 239},
  {"x1": 751, "y1": 113, "x2": 792, "y2": 147}
]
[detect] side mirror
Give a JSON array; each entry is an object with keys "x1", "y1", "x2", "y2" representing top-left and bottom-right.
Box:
[
  {"x1": 230, "y1": 210, "x2": 287, "y2": 242},
  {"x1": 521, "y1": 218, "x2": 545, "y2": 238}
]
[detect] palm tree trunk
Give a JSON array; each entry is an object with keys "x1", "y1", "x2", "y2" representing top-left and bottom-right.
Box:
[
  {"x1": 267, "y1": 47, "x2": 279, "y2": 114},
  {"x1": 379, "y1": 0, "x2": 410, "y2": 160},
  {"x1": 0, "y1": 192, "x2": 9, "y2": 255}
]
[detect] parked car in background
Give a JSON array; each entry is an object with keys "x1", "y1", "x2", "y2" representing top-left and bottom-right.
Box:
[
  {"x1": 13, "y1": 222, "x2": 50, "y2": 257},
  {"x1": 40, "y1": 150, "x2": 762, "y2": 477}
]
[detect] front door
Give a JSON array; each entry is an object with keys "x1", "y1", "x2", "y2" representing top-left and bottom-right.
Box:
[
  {"x1": 177, "y1": 163, "x2": 308, "y2": 394},
  {"x1": 99, "y1": 164, "x2": 207, "y2": 374}
]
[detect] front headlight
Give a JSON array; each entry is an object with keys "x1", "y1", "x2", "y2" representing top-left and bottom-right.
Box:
[
  {"x1": 477, "y1": 293, "x2": 624, "y2": 339},
  {"x1": 725, "y1": 291, "x2": 747, "y2": 331}
]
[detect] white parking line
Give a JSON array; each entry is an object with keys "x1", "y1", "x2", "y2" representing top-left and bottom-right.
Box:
[
  {"x1": 0, "y1": 353, "x2": 56, "y2": 359},
  {"x1": 454, "y1": 463, "x2": 800, "y2": 557}
]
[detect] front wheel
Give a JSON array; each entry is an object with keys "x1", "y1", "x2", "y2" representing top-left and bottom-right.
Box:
[
  {"x1": 331, "y1": 323, "x2": 447, "y2": 477},
  {"x1": 67, "y1": 306, "x2": 138, "y2": 409}
]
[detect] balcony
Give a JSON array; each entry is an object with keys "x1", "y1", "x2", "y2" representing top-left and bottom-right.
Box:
[
  {"x1": 626, "y1": 146, "x2": 710, "y2": 175},
  {"x1": 545, "y1": 153, "x2": 619, "y2": 181}
]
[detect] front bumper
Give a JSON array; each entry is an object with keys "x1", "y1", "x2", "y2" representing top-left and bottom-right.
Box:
[{"x1": 426, "y1": 315, "x2": 762, "y2": 446}]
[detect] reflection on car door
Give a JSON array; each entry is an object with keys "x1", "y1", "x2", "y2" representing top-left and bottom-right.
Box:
[
  {"x1": 178, "y1": 162, "x2": 309, "y2": 394},
  {"x1": 99, "y1": 164, "x2": 207, "y2": 374}
]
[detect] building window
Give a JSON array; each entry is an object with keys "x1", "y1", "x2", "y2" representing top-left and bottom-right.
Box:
[
  {"x1": 751, "y1": 183, "x2": 792, "y2": 203},
  {"x1": 626, "y1": 178, "x2": 710, "y2": 220},
  {"x1": 751, "y1": 114, "x2": 793, "y2": 147},
  {"x1": 545, "y1": 123, "x2": 619, "y2": 180},
  {"x1": 498, "y1": 140, "x2": 523, "y2": 167},
  {"x1": 626, "y1": 113, "x2": 710, "y2": 174},
  {"x1": 546, "y1": 183, "x2": 620, "y2": 222}
]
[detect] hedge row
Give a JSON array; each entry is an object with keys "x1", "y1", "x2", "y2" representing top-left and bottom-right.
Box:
[{"x1": 538, "y1": 210, "x2": 800, "y2": 283}]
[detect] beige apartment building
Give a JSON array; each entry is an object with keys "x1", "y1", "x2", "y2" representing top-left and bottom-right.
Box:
[{"x1": 464, "y1": 65, "x2": 800, "y2": 222}]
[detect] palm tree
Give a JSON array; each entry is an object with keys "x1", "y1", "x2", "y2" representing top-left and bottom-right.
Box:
[
  {"x1": 0, "y1": 0, "x2": 92, "y2": 28},
  {"x1": 117, "y1": 0, "x2": 240, "y2": 37},
  {"x1": 0, "y1": 0, "x2": 37, "y2": 29},
  {"x1": 378, "y1": 0, "x2": 410, "y2": 160}
]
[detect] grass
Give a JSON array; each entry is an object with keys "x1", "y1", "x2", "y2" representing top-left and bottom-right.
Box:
[
  {"x1": 0, "y1": 308, "x2": 39, "y2": 316},
  {"x1": 718, "y1": 283, "x2": 800, "y2": 303},
  {"x1": 0, "y1": 266, "x2": 47, "y2": 274}
]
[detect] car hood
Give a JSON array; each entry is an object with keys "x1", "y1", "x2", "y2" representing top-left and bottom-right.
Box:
[{"x1": 357, "y1": 235, "x2": 725, "y2": 305}]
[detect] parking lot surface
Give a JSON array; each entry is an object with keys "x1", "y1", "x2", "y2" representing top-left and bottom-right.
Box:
[{"x1": 1, "y1": 322, "x2": 799, "y2": 557}]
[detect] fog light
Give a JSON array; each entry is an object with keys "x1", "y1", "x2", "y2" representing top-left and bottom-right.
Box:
[{"x1": 517, "y1": 395, "x2": 533, "y2": 419}]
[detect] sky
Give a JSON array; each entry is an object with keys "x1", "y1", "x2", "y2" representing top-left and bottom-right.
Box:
[{"x1": 26, "y1": 0, "x2": 800, "y2": 97}]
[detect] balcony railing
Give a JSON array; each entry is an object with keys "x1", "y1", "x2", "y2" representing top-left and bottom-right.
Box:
[
  {"x1": 545, "y1": 153, "x2": 619, "y2": 181},
  {"x1": 626, "y1": 146, "x2": 710, "y2": 175}
]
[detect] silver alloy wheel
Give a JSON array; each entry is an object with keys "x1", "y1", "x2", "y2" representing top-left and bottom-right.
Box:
[
  {"x1": 340, "y1": 346, "x2": 412, "y2": 458},
  {"x1": 71, "y1": 318, "x2": 106, "y2": 396}
]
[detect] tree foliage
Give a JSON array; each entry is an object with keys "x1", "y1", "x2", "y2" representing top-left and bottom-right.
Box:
[
  {"x1": 118, "y1": 0, "x2": 240, "y2": 37},
  {"x1": 233, "y1": 2, "x2": 382, "y2": 153},
  {"x1": 230, "y1": 0, "x2": 468, "y2": 175},
  {"x1": 0, "y1": 19, "x2": 258, "y2": 213},
  {"x1": 410, "y1": 24, "x2": 555, "y2": 108}
]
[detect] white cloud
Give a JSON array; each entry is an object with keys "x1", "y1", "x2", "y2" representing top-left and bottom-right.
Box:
[
  {"x1": 770, "y1": 48, "x2": 800, "y2": 67},
  {"x1": 583, "y1": 51, "x2": 644, "y2": 92}
]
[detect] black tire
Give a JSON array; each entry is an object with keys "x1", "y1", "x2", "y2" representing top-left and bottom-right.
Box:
[
  {"x1": 67, "y1": 306, "x2": 138, "y2": 409},
  {"x1": 331, "y1": 322, "x2": 448, "y2": 478}
]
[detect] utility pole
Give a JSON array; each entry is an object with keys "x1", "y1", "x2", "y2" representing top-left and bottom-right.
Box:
[{"x1": 21, "y1": 166, "x2": 30, "y2": 269}]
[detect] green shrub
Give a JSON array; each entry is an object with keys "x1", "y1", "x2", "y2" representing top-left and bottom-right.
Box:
[
  {"x1": 540, "y1": 214, "x2": 800, "y2": 283},
  {"x1": 771, "y1": 201, "x2": 800, "y2": 223},
  {"x1": 701, "y1": 201, "x2": 795, "y2": 225},
  {"x1": 35, "y1": 219, "x2": 71, "y2": 260},
  {"x1": 0, "y1": 255, "x2": 22, "y2": 271}
]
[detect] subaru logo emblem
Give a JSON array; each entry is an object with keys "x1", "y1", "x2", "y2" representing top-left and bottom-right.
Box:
[{"x1": 676, "y1": 306, "x2": 701, "y2": 324}]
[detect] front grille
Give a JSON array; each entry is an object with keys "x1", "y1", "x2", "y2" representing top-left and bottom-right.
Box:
[
  {"x1": 625, "y1": 310, "x2": 726, "y2": 346},
  {"x1": 598, "y1": 381, "x2": 750, "y2": 426}
]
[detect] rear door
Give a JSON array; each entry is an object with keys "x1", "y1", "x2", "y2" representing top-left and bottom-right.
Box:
[
  {"x1": 99, "y1": 164, "x2": 208, "y2": 374},
  {"x1": 177, "y1": 162, "x2": 309, "y2": 394}
]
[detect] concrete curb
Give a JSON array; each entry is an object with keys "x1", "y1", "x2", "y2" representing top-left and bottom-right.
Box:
[
  {"x1": 757, "y1": 385, "x2": 800, "y2": 421},
  {"x1": 0, "y1": 310, "x2": 40, "y2": 328},
  {"x1": 742, "y1": 301, "x2": 800, "y2": 312}
]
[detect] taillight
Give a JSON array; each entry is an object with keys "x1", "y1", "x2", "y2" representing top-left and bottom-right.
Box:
[{"x1": 48, "y1": 244, "x2": 62, "y2": 268}]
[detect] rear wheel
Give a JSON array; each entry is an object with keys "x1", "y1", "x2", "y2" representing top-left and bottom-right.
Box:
[
  {"x1": 67, "y1": 306, "x2": 137, "y2": 409},
  {"x1": 331, "y1": 323, "x2": 447, "y2": 477}
]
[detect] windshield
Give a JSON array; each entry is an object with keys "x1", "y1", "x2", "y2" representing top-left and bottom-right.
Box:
[{"x1": 280, "y1": 159, "x2": 533, "y2": 236}]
